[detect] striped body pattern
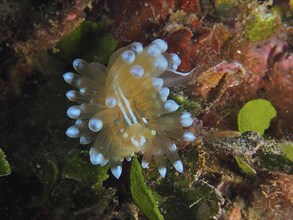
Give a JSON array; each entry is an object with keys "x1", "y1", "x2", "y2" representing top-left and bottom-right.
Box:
[{"x1": 64, "y1": 39, "x2": 195, "y2": 179}]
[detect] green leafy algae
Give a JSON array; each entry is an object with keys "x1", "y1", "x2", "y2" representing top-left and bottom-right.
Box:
[
  {"x1": 62, "y1": 150, "x2": 109, "y2": 191},
  {"x1": 238, "y1": 99, "x2": 277, "y2": 135},
  {"x1": 0, "y1": 148, "x2": 11, "y2": 177},
  {"x1": 246, "y1": 5, "x2": 281, "y2": 42},
  {"x1": 277, "y1": 142, "x2": 293, "y2": 162},
  {"x1": 130, "y1": 157, "x2": 164, "y2": 220},
  {"x1": 56, "y1": 20, "x2": 117, "y2": 64},
  {"x1": 234, "y1": 156, "x2": 256, "y2": 176}
]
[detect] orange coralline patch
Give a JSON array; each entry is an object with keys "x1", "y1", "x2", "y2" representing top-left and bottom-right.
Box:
[
  {"x1": 228, "y1": 206, "x2": 242, "y2": 220},
  {"x1": 112, "y1": 0, "x2": 174, "y2": 43}
]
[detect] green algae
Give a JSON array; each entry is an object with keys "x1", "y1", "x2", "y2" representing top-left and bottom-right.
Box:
[
  {"x1": 208, "y1": 131, "x2": 265, "y2": 156},
  {"x1": 208, "y1": 131, "x2": 292, "y2": 174},
  {"x1": 185, "y1": 181, "x2": 224, "y2": 220},
  {"x1": 158, "y1": 180, "x2": 224, "y2": 220},
  {"x1": 215, "y1": 0, "x2": 239, "y2": 16},
  {"x1": 234, "y1": 156, "x2": 256, "y2": 176},
  {"x1": 246, "y1": 5, "x2": 281, "y2": 42},
  {"x1": 138, "y1": 143, "x2": 224, "y2": 220},
  {"x1": 171, "y1": 94, "x2": 203, "y2": 116},
  {"x1": 257, "y1": 142, "x2": 293, "y2": 174},
  {"x1": 56, "y1": 20, "x2": 117, "y2": 64},
  {"x1": 278, "y1": 142, "x2": 293, "y2": 162},
  {"x1": 62, "y1": 150, "x2": 109, "y2": 191},
  {"x1": 238, "y1": 99, "x2": 277, "y2": 135},
  {"x1": 130, "y1": 157, "x2": 164, "y2": 220},
  {"x1": 0, "y1": 148, "x2": 11, "y2": 177},
  {"x1": 32, "y1": 20, "x2": 117, "y2": 77}
]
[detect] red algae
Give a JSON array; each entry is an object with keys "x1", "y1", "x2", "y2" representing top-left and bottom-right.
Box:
[{"x1": 112, "y1": 0, "x2": 174, "y2": 43}]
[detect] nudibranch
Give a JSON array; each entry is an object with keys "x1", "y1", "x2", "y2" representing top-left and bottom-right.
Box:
[{"x1": 63, "y1": 39, "x2": 196, "y2": 179}]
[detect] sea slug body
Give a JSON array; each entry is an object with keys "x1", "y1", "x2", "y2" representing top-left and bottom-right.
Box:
[{"x1": 64, "y1": 39, "x2": 196, "y2": 179}]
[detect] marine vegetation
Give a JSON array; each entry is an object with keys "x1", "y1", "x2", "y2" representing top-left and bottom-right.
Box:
[{"x1": 64, "y1": 39, "x2": 195, "y2": 179}]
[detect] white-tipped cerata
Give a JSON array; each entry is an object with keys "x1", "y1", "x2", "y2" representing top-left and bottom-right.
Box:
[
  {"x1": 79, "y1": 87, "x2": 86, "y2": 95},
  {"x1": 163, "y1": 100, "x2": 179, "y2": 112},
  {"x1": 65, "y1": 126, "x2": 79, "y2": 138},
  {"x1": 105, "y1": 97, "x2": 117, "y2": 108},
  {"x1": 125, "y1": 153, "x2": 134, "y2": 162},
  {"x1": 158, "y1": 166, "x2": 167, "y2": 178},
  {"x1": 111, "y1": 165, "x2": 122, "y2": 179},
  {"x1": 159, "y1": 87, "x2": 170, "y2": 101},
  {"x1": 183, "y1": 131, "x2": 196, "y2": 142},
  {"x1": 80, "y1": 135, "x2": 92, "y2": 145},
  {"x1": 173, "y1": 160, "x2": 183, "y2": 173},
  {"x1": 169, "y1": 143, "x2": 177, "y2": 152},
  {"x1": 181, "y1": 111, "x2": 191, "y2": 118},
  {"x1": 180, "y1": 112, "x2": 194, "y2": 127},
  {"x1": 147, "y1": 44, "x2": 162, "y2": 57},
  {"x1": 152, "y1": 39, "x2": 168, "y2": 53},
  {"x1": 125, "y1": 157, "x2": 132, "y2": 162},
  {"x1": 67, "y1": 106, "x2": 81, "y2": 119},
  {"x1": 121, "y1": 50, "x2": 135, "y2": 64},
  {"x1": 64, "y1": 40, "x2": 195, "y2": 178},
  {"x1": 63, "y1": 72, "x2": 74, "y2": 84},
  {"x1": 75, "y1": 119, "x2": 83, "y2": 125},
  {"x1": 73, "y1": 59, "x2": 86, "y2": 71},
  {"x1": 131, "y1": 137, "x2": 139, "y2": 147},
  {"x1": 88, "y1": 118, "x2": 103, "y2": 132},
  {"x1": 167, "y1": 53, "x2": 181, "y2": 70},
  {"x1": 153, "y1": 56, "x2": 168, "y2": 72},
  {"x1": 152, "y1": 78, "x2": 164, "y2": 90},
  {"x1": 131, "y1": 42, "x2": 143, "y2": 54},
  {"x1": 89, "y1": 148, "x2": 103, "y2": 165},
  {"x1": 66, "y1": 90, "x2": 77, "y2": 101},
  {"x1": 170, "y1": 53, "x2": 181, "y2": 65},
  {"x1": 101, "y1": 159, "x2": 109, "y2": 167},
  {"x1": 141, "y1": 160, "x2": 149, "y2": 168},
  {"x1": 130, "y1": 65, "x2": 144, "y2": 78},
  {"x1": 139, "y1": 136, "x2": 146, "y2": 146}
]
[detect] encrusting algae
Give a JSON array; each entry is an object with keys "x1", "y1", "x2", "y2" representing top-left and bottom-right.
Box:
[{"x1": 64, "y1": 39, "x2": 196, "y2": 179}]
